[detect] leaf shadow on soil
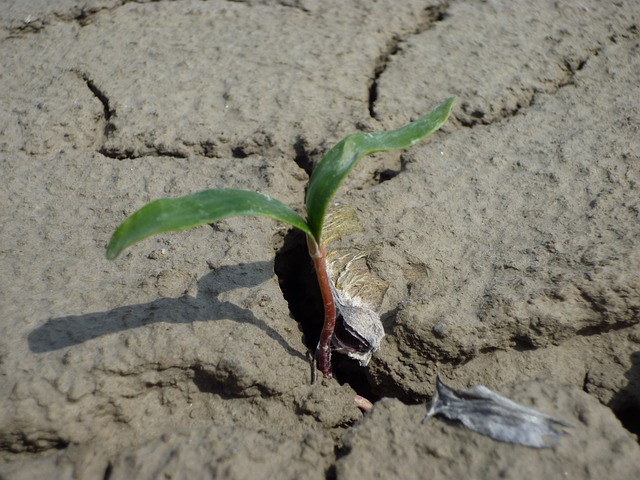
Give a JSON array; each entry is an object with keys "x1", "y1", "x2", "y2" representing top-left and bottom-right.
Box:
[{"x1": 27, "y1": 261, "x2": 306, "y2": 361}]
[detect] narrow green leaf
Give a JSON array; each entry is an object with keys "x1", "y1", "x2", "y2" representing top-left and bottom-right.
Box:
[
  {"x1": 305, "y1": 96, "x2": 455, "y2": 241},
  {"x1": 107, "y1": 188, "x2": 311, "y2": 259}
]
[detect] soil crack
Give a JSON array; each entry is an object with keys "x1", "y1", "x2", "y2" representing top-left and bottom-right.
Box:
[
  {"x1": 77, "y1": 70, "x2": 115, "y2": 137},
  {"x1": 368, "y1": 3, "x2": 450, "y2": 119}
]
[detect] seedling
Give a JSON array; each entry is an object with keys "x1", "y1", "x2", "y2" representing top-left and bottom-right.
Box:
[{"x1": 106, "y1": 97, "x2": 455, "y2": 379}]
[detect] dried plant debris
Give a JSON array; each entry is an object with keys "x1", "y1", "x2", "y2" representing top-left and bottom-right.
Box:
[
  {"x1": 323, "y1": 204, "x2": 388, "y2": 366},
  {"x1": 425, "y1": 374, "x2": 570, "y2": 448}
]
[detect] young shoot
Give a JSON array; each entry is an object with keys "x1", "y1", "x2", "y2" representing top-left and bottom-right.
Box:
[{"x1": 107, "y1": 97, "x2": 455, "y2": 380}]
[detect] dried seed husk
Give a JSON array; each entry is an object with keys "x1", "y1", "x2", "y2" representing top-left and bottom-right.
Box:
[{"x1": 322, "y1": 204, "x2": 387, "y2": 365}]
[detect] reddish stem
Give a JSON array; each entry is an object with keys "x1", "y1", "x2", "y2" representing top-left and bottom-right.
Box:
[{"x1": 306, "y1": 235, "x2": 335, "y2": 379}]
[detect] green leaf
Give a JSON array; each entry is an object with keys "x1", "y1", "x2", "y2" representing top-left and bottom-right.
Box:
[
  {"x1": 106, "y1": 188, "x2": 311, "y2": 259},
  {"x1": 305, "y1": 96, "x2": 455, "y2": 241}
]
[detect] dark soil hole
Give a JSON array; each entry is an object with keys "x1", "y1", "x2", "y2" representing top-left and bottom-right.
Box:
[
  {"x1": 325, "y1": 464, "x2": 337, "y2": 480},
  {"x1": 274, "y1": 228, "x2": 380, "y2": 402},
  {"x1": 375, "y1": 167, "x2": 400, "y2": 183},
  {"x1": 293, "y1": 135, "x2": 323, "y2": 177},
  {"x1": 231, "y1": 146, "x2": 248, "y2": 158},
  {"x1": 103, "y1": 462, "x2": 113, "y2": 480},
  {"x1": 192, "y1": 365, "x2": 242, "y2": 399},
  {"x1": 614, "y1": 404, "x2": 640, "y2": 437},
  {"x1": 192, "y1": 366, "x2": 221, "y2": 395}
]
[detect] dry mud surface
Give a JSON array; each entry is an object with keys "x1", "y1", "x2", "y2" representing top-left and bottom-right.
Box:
[{"x1": 1, "y1": 1, "x2": 639, "y2": 478}]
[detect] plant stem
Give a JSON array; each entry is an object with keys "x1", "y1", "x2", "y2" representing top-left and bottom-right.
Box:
[{"x1": 306, "y1": 234, "x2": 335, "y2": 379}]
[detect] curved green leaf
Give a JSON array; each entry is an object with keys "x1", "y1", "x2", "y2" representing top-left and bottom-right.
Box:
[
  {"x1": 107, "y1": 188, "x2": 311, "y2": 259},
  {"x1": 305, "y1": 96, "x2": 455, "y2": 241}
]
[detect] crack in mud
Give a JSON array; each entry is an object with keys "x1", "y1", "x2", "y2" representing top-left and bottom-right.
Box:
[
  {"x1": 455, "y1": 44, "x2": 603, "y2": 129},
  {"x1": 97, "y1": 140, "x2": 253, "y2": 160},
  {"x1": 98, "y1": 145, "x2": 190, "y2": 160},
  {"x1": 70, "y1": 3, "x2": 454, "y2": 162},
  {"x1": 5, "y1": 0, "x2": 311, "y2": 35},
  {"x1": 226, "y1": 0, "x2": 312, "y2": 14},
  {"x1": 423, "y1": 21, "x2": 636, "y2": 130},
  {"x1": 101, "y1": 362, "x2": 275, "y2": 400},
  {"x1": 5, "y1": 1, "x2": 138, "y2": 33},
  {"x1": 368, "y1": 3, "x2": 450, "y2": 119},
  {"x1": 77, "y1": 69, "x2": 194, "y2": 161},
  {"x1": 0, "y1": 431, "x2": 70, "y2": 456},
  {"x1": 77, "y1": 70, "x2": 116, "y2": 135},
  {"x1": 190, "y1": 363, "x2": 277, "y2": 399},
  {"x1": 575, "y1": 321, "x2": 638, "y2": 338},
  {"x1": 368, "y1": 41, "x2": 400, "y2": 120}
]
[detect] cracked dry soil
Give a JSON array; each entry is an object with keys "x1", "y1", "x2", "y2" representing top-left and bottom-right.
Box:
[{"x1": 1, "y1": 1, "x2": 639, "y2": 478}]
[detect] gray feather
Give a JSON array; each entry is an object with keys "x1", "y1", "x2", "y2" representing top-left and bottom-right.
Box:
[{"x1": 426, "y1": 374, "x2": 570, "y2": 448}]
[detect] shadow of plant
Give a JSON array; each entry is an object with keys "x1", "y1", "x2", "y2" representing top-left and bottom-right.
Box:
[{"x1": 28, "y1": 261, "x2": 305, "y2": 361}]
